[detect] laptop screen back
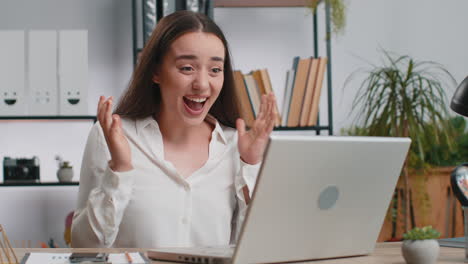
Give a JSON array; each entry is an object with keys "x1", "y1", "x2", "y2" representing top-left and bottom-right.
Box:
[{"x1": 233, "y1": 135, "x2": 411, "y2": 264}]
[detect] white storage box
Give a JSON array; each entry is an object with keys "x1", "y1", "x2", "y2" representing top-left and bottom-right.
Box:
[
  {"x1": 0, "y1": 31, "x2": 27, "y2": 116},
  {"x1": 58, "y1": 30, "x2": 88, "y2": 116},
  {"x1": 28, "y1": 30, "x2": 58, "y2": 116}
]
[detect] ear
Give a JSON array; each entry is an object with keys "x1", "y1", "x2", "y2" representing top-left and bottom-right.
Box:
[{"x1": 152, "y1": 73, "x2": 160, "y2": 84}]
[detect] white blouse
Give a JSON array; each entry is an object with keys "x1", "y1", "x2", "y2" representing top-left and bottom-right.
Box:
[{"x1": 71, "y1": 115, "x2": 260, "y2": 248}]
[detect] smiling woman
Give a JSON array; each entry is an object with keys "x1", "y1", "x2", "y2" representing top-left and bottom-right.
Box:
[
  {"x1": 115, "y1": 11, "x2": 238, "y2": 128},
  {"x1": 70, "y1": 10, "x2": 277, "y2": 249},
  {"x1": 152, "y1": 31, "x2": 226, "y2": 127}
]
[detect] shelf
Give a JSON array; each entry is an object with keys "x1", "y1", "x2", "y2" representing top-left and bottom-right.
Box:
[
  {"x1": 0, "y1": 116, "x2": 97, "y2": 122},
  {"x1": 274, "y1": 126, "x2": 330, "y2": 131},
  {"x1": 215, "y1": 0, "x2": 310, "y2": 7},
  {"x1": 132, "y1": 0, "x2": 333, "y2": 135},
  {"x1": 0, "y1": 182, "x2": 79, "y2": 187}
]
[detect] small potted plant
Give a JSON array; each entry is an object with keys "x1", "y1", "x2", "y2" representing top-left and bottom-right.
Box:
[
  {"x1": 55, "y1": 155, "x2": 74, "y2": 182},
  {"x1": 401, "y1": 226, "x2": 441, "y2": 264}
]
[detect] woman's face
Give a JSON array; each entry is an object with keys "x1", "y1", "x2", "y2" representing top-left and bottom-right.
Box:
[{"x1": 153, "y1": 31, "x2": 225, "y2": 126}]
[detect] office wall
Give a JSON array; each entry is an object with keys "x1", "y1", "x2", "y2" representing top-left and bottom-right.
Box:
[
  {"x1": 215, "y1": 0, "x2": 468, "y2": 132},
  {"x1": 0, "y1": 0, "x2": 466, "y2": 247},
  {"x1": 0, "y1": 0, "x2": 133, "y2": 247}
]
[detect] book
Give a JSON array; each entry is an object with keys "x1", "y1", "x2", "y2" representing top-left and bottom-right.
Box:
[
  {"x1": 307, "y1": 57, "x2": 327, "y2": 126},
  {"x1": 251, "y1": 69, "x2": 281, "y2": 126},
  {"x1": 252, "y1": 70, "x2": 266, "y2": 95},
  {"x1": 259, "y1": 69, "x2": 282, "y2": 126},
  {"x1": 287, "y1": 57, "x2": 312, "y2": 127},
  {"x1": 243, "y1": 73, "x2": 262, "y2": 118},
  {"x1": 438, "y1": 237, "x2": 465, "y2": 248},
  {"x1": 281, "y1": 69, "x2": 295, "y2": 127},
  {"x1": 233, "y1": 70, "x2": 255, "y2": 127},
  {"x1": 299, "y1": 57, "x2": 319, "y2": 127}
]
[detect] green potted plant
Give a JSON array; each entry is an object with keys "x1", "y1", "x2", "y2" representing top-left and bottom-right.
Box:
[
  {"x1": 402, "y1": 226, "x2": 441, "y2": 264},
  {"x1": 424, "y1": 116, "x2": 468, "y2": 167},
  {"x1": 343, "y1": 51, "x2": 457, "y2": 236},
  {"x1": 308, "y1": 0, "x2": 347, "y2": 36}
]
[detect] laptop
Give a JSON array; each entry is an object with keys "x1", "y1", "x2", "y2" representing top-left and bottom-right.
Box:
[{"x1": 148, "y1": 135, "x2": 411, "y2": 264}]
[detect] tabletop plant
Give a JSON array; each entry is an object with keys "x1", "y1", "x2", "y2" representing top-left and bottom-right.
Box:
[
  {"x1": 55, "y1": 155, "x2": 74, "y2": 182},
  {"x1": 55, "y1": 155, "x2": 72, "y2": 169},
  {"x1": 343, "y1": 50, "x2": 457, "y2": 235},
  {"x1": 402, "y1": 226, "x2": 441, "y2": 264},
  {"x1": 403, "y1": 226, "x2": 441, "y2": 241}
]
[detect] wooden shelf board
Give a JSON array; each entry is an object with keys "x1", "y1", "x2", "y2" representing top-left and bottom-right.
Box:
[
  {"x1": 215, "y1": 0, "x2": 310, "y2": 8},
  {"x1": 0, "y1": 116, "x2": 96, "y2": 121},
  {"x1": 273, "y1": 125, "x2": 329, "y2": 131},
  {"x1": 0, "y1": 182, "x2": 79, "y2": 187}
]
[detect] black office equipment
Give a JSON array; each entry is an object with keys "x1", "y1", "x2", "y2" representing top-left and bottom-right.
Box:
[{"x1": 3, "y1": 156, "x2": 40, "y2": 183}]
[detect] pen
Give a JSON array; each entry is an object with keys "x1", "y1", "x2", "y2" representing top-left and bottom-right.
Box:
[{"x1": 125, "y1": 251, "x2": 133, "y2": 264}]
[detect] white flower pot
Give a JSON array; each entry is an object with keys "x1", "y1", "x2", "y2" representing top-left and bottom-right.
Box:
[
  {"x1": 402, "y1": 239, "x2": 440, "y2": 264},
  {"x1": 57, "y1": 167, "x2": 74, "y2": 182}
]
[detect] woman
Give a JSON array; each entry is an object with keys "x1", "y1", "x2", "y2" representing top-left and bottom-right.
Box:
[{"x1": 71, "y1": 10, "x2": 276, "y2": 248}]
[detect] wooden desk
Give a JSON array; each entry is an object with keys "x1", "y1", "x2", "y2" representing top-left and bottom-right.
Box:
[{"x1": 11, "y1": 242, "x2": 467, "y2": 264}]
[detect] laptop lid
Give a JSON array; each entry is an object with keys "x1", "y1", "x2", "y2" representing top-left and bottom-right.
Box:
[{"x1": 232, "y1": 135, "x2": 410, "y2": 264}]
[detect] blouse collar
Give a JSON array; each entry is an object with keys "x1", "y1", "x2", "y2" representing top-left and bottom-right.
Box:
[{"x1": 136, "y1": 114, "x2": 227, "y2": 145}]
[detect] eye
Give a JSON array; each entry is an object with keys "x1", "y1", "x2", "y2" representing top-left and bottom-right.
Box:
[
  {"x1": 212, "y1": 67, "x2": 223, "y2": 74},
  {"x1": 180, "y1": 66, "x2": 194, "y2": 72}
]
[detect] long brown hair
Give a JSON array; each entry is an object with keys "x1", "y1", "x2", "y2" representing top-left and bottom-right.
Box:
[{"x1": 115, "y1": 10, "x2": 239, "y2": 128}]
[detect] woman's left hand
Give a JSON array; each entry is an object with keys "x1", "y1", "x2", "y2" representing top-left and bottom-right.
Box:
[{"x1": 237, "y1": 93, "x2": 277, "y2": 165}]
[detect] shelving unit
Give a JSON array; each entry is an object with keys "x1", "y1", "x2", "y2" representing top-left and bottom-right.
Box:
[
  {"x1": 0, "y1": 116, "x2": 96, "y2": 186},
  {"x1": 132, "y1": 0, "x2": 214, "y2": 65},
  {"x1": 214, "y1": 1, "x2": 333, "y2": 135},
  {"x1": 0, "y1": 116, "x2": 96, "y2": 122},
  {"x1": 132, "y1": 0, "x2": 333, "y2": 135},
  {"x1": 0, "y1": 182, "x2": 79, "y2": 187}
]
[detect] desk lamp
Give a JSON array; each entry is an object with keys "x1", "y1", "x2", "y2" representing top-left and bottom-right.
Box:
[{"x1": 450, "y1": 76, "x2": 468, "y2": 206}]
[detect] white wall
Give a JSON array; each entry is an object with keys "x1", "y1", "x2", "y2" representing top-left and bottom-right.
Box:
[
  {"x1": 215, "y1": 0, "x2": 468, "y2": 133},
  {"x1": 1, "y1": 0, "x2": 467, "y2": 247},
  {"x1": 0, "y1": 0, "x2": 133, "y2": 247}
]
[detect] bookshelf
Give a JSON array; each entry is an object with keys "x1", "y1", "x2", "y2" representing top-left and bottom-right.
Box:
[
  {"x1": 0, "y1": 116, "x2": 97, "y2": 122},
  {"x1": 0, "y1": 182, "x2": 79, "y2": 187},
  {"x1": 132, "y1": 0, "x2": 333, "y2": 135}
]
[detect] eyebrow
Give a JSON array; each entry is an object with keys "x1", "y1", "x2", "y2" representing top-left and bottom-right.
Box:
[{"x1": 175, "y1": 54, "x2": 224, "y2": 62}]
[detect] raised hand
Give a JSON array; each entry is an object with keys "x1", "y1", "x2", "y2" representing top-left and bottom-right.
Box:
[
  {"x1": 236, "y1": 93, "x2": 277, "y2": 165},
  {"x1": 97, "y1": 96, "x2": 133, "y2": 172}
]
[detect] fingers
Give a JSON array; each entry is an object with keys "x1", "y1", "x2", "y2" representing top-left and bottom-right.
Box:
[
  {"x1": 97, "y1": 96, "x2": 105, "y2": 125},
  {"x1": 250, "y1": 93, "x2": 277, "y2": 138},
  {"x1": 97, "y1": 96, "x2": 114, "y2": 128},
  {"x1": 111, "y1": 114, "x2": 122, "y2": 132},
  {"x1": 104, "y1": 97, "x2": 114, "y2": 130},
  {"x1": 236, "y1": 118, "x2": 246, "y2": 137},
  {"x1": 265, "y1": 94, "x2": 273, "y2": 119},
  {"x1": 263, "y1": 93, "x2": 276, "y2": 135},
  {"x1": 256, "y1": 94, "x2": 267, "y2": 121}
]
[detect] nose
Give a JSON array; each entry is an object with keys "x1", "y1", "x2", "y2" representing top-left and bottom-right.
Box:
[{"x1": 193, "y1": 70, "x2": 210, "y2": 92}]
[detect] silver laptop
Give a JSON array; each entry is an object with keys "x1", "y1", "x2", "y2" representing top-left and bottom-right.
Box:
[{"x1": 148, "y1": 135, "x2": 411, "y2": 264}]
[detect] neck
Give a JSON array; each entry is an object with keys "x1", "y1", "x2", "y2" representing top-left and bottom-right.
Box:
[{"x1": 156, "y1": 109, "x2": 211, "y2": 145}]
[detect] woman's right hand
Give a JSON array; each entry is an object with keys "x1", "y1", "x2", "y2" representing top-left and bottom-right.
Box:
[{"x1": 97, "y1": 96, "x2": 133, "y2": 172}]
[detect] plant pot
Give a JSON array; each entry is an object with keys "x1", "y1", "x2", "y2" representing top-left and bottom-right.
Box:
[
  {"x1": 401, "y1": 239, "x2": 439, "y2": 264},
  {"x1": 57, "y1": 167, "x2": 73, "y2": 182}
]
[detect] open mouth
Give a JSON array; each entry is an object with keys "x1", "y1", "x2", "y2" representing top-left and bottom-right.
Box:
[{"x1": 183, "y1": 96, "x2": 208, "y2": 115}]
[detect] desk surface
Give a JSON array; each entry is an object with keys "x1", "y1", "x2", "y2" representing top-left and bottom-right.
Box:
[{"x1": 11, "y1": 242, "x2": 467, "y2": 264}]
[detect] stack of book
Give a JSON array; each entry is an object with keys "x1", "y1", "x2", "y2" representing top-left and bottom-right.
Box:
[
  {"x1": 233, "y1": 69, "x2": 281, "y2": 127},
  {"x1": 233, "y1": 56, "x2": 327, "y2": 128}
]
